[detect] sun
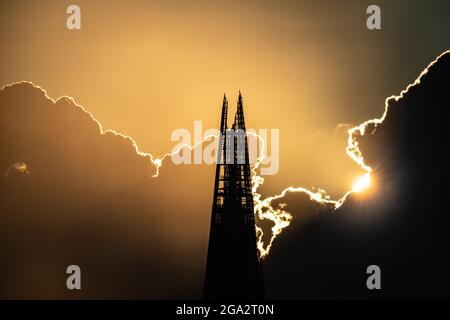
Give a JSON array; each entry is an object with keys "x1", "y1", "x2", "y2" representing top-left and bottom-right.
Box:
[{"x1": 352, "y1": 173, "x2": 371, "y2": 193}]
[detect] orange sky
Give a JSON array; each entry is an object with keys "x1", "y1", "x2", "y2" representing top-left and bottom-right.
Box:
[{"x1": 1, "y1": 0, "x2": 449, "y2": 198}]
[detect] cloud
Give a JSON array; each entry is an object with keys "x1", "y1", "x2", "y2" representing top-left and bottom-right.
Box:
[
  {"x1": 3, "y1": 162, "x2": 30, "y2": 176},
  {"x1": 0, "y1": 81, "x2": 211, "y2": 298},
  {"x1": 264, "y1": 50, "x2": 450, "y2": 299},
  {"x1": 2, "y1": 49, "x2": 450, "y2": 299},
  {"x1": 333, "y1": 123, "x2": 352, "y2": 135}
]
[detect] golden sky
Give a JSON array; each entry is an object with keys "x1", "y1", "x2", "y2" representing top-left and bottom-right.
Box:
[{"x1": 1, "y1": 0, "x2": 449, "y2": 198}]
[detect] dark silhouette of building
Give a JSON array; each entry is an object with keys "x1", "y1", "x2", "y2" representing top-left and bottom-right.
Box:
[{"x1": 204, "y1": 93, "x2": 265, "y2": 300}]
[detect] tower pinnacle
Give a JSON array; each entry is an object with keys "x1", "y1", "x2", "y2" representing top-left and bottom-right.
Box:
[{"x1": 204, "y1": 93, "x2": 264, "y2": 300}]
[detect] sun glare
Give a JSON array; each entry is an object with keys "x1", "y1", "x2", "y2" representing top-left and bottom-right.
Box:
[{"x1": 352, "y1": 173, "x2": 371, "y2": 193}]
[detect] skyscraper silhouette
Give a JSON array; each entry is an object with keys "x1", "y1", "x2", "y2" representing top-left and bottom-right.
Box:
[{"x1": 204, "y1": 93, "x2": 265, "y2": 300}]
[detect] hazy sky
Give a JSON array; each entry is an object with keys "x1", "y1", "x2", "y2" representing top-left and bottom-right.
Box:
[{"x1": 1, "y1": 0, "x2": 449, "y2": 197}]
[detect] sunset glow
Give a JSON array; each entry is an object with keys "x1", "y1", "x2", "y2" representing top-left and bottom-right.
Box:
[{"x1": 352, "y1": 173, "x2": 371, "y2": 193}]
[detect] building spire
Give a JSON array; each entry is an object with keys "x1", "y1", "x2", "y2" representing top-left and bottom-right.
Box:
[
  {"x1": 220, "y1": 93, "x2": 228, "y2": 134},
  {"x1": 204, "y1": 93, "x2": 264, "y2": 300},
  {"x1": 233, "y1": 91, "x2": 246, "y2": 130}
]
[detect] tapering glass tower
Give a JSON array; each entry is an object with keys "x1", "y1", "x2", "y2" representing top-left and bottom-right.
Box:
[{"x1": 204, "y1": 93, "x2": 264, "y2": 300}]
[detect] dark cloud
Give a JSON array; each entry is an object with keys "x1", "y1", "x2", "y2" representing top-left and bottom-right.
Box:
[
  {"x1": 2, "y1": 49, "x2": 450, "y2": 299},
  {"x1": 0, "y1": 82, "x2": 212, "y2": 298},
  {"x1": 265, "y1": 50, "x2": 450, "y2": 299}
]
